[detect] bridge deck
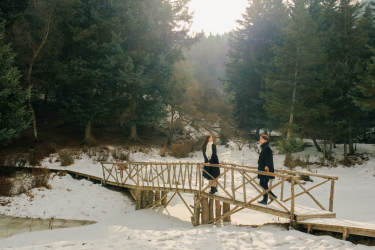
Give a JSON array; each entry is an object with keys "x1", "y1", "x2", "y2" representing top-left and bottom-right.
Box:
[{"x1": 298, "y1": 218, "x2": 375, "y2": 240}]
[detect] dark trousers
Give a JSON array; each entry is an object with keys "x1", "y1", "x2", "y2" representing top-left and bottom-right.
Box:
[{"x1": 259, "y1": 177, "x2": 276, "y2": 202}]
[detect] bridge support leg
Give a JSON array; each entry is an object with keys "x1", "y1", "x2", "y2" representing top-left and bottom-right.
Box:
[
  {"x1": 161, "y1": 191, "x2": 168, "y2": 207},
  {"x1": 134, "y1": 189, "x2": 142, "y2": 210},
  {"x1": 215, "y1": 199, "x2": 222, "y2": 224},
  {"x1": 142, "y1": 191, "x2": 154, "y2": 208},
  {"x1": 222, "y1": 202, "x2": 231, "y2": 223},
  {"x1": 155, "y1": 191, "x2": 161, "y2": 206},
  {"x1": 192, "y1": 194, "x2": 200, "y2": 226},
  {"x1": 342, "y1": 227, "x2": 348, "y2": 240},
  {"x1": 201, "y1": 197, "x2": 209, "y2": 224},
  {"x1": 141, "y1": 191, "x2": 147, "y2": 208},
  {"x1": 209, "y1": 198, "x2": 214, "y2": 222},
  {"x1": 134, "y1": 190, "x2": 155, "y2": 210}
]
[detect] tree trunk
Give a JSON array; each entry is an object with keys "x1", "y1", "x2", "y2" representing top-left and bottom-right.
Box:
[
  {"x1": 28, "y1": 91, "x2": 38, "y2": 142},
  {"x1": 348, "y1": 131, "x2": 354, "y2": 155},
  {"x1": 287, "y1": 48, "x2": 299, "y2": 141},
  {"x1": 168, "y1": 106, "x2": 175, "y2": 145},
  {"x1": 84, "y1": 120, "x2": 95, "y2": 145},
  {"x1": 312, "y1": 138, "x2": 322, "y2": 152},
  {"x1": 130, "y1": 124, "x2": 138, "y2": 141},
  {"x1": 129, "y1": 98, "x2": 139, "y2": 141},
  {"x1": 26, "y1": 12, "x2": 52, "y2": 142}
]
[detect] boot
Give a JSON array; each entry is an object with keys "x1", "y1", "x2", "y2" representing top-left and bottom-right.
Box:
[
  {"x1": 257, "y1": 199, "x2": 267, "y2": 205},
  {"x1": 258, "y1": 194, "x2": 268, "y2": 205},
  {"x1": 209, "y1": 186, "x2": 217, "y2": 194}
]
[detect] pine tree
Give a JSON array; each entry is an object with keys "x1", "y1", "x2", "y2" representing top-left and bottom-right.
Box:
[
  {"x1": 226, "y1": 0, "x2": 288, "y2": 137},
  {"x1": 0, "y1": 21, "x2": 30, "y2": 145},
  {"x1": 56, "y1": 0, "x2": 193, "y2": 142},
  {"x1": 324, "y1": 0, "x2": 374, "y2": 154},
  {"x1": 349, "y1": 3, "x2": 375, "y2": 132},
  {"x1": 265, "y1": 0, "x2": 325, "y2": 143}
]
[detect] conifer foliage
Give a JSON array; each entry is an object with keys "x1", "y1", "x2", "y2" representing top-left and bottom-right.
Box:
[
  {"x1": 0, "y1": 21, "x2": 30, "y2": 145},
  {"x1": 226, "y1": 0, "x2": 375, "y2": 153}
]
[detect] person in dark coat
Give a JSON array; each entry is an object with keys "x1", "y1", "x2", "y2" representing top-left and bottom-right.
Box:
[
  {"x1": 257, "y1": 134, "x2": 277, "y2": 205},
  {"x1": 202, "y1": 135, "x2": 220, "y2": 194}
]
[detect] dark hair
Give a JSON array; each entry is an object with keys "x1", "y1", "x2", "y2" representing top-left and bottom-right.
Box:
[
  {"x1": 202, "y1": 135, "x2": 210, "y2": 151},
  {"x1": 260, "y1": 134, "x2": 270, "y2": 141}
]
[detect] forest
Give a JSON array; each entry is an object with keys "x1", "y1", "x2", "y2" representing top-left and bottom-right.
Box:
[{"x1": 1, "y1": 0, "x2": 375, "y2": 161}]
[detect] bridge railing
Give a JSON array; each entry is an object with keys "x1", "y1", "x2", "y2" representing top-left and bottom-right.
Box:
[{"x1": 100, "y1": 161, "x2": 338, "y2": 221}]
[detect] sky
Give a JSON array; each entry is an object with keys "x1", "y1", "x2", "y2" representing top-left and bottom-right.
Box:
[{"x1": 188, "y1": 0, "x2": 248, "y2": 35}]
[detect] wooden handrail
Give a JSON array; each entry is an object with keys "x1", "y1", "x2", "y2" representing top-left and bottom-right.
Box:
[
  {"x1": 102, "y1": 161, "x2": 338, "y2": 180},
  {"x1": 100, "y1": 161, "x2": 338, "y2": 218}
]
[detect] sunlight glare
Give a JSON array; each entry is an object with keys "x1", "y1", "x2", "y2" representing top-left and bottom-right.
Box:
[{"x1": 188, "y1": 0, "x2": 248, "y2": 34}]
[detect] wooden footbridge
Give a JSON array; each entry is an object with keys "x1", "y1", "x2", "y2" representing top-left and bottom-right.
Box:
[
  {"x1": 9, "y1": 161, "x2": 374, "y2": 243},
  {"x1": 100, "y1": 161, "x2": 337, "y2": 226}
]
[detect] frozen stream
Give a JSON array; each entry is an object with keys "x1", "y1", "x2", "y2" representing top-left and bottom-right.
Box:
[{"x1": 0, "y1": 215, "x2": 95, "y2": 239}]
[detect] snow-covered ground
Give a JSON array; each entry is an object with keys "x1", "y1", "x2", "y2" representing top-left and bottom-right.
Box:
[{"x1": 0, "y1": 142, "x2": 374, "y2": 249}]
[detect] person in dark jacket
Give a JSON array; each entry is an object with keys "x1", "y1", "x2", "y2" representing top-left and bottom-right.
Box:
[
  {"x1": 202, "y1": 135, "x2": 220, "y2": 194},
  {"x1": 257, "y1": 134, "x2": 277, "y2": 205}
]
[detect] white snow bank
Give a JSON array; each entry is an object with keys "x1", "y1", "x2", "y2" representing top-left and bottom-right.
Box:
[
  {"x1": 0, "y1": 175, "x2": 133, "y2": 222},
  {"x1": 0, "y1": 209, "x2": 369, "y2": 250}
]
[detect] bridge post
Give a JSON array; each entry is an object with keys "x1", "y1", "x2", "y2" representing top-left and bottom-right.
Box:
[
  {"x1": 136, "y1": 190, "x2": 154, "y2": 209},
  {"x1": 222, "y1": 202, "x2": 231, "y2": 223},
  {"x1": 201, "y1": 197, "x2": 209, "y2": 224},
  {"x1": 155, "y1": 191, "x2": 161, "y2": 206},
  {"x1": 290, "y1": 178, "x2": 296, "y2": 227},
  {"x1": 329, "y1": 179, "x2": 335, "y2": 212},
  {"x1": 215, "y1": 199, "x2": 222, "y2": 224},
  {"x1": 147, "y1": 191, "x2": 154, "y2": 207},
  {"x1": 192, "y1": 194, "x2": 200, "y2": 226},
  {"x1": 134, "y1": 189, "x2": 142, "y2": 210},
  {"x1": 141, "y1": 191, "x2": 147, "y2": 208},
  {"x1": 161, "y1": 191, "x2": 168, "y2": 207},
  {"x1": 209, "y1": 198, "x2": 214, "y2": 222}
]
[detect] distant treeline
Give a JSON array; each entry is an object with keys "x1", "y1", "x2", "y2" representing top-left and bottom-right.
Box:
[{"x1": 226, "y1": 0, "x2": 375, "y2": 153}]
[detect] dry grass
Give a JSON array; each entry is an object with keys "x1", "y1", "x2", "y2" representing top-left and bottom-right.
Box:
[
  {"x1": 58, "y1": 150, "x2": 74, "y2": 166},
  {"x1": 31, "y1": 168, "x2": 50, "y2": 188},
  {"x1": 112, "y1": 149, "x2": 129, "y2": 161},
  {"x1": 0, "y1": 168, "x2": 50, "y2": 197},
  {"x1": 284, "y1": 154, "x2": 309, "y2": 169},
  {"x1": 0, "y1": 177, "x2": 12, "y2": 196},
  {"x1": 160, "y1": 142, "x2": 167, "y2": 157},
  {"x1": 169, "y1": 142, "x2": 193, "y2": 158},
  {"x1": 29, "y1": 143, "x2": 57, "y2": 166}
]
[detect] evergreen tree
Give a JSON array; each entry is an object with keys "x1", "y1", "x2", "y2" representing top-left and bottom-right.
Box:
[
  {"x1": 0, "y1": 21, "x2": 30, "y2": 145},
  {"x1": 226, "y1": 0, "x2": 288, "y2": 137},
  {"x1": 0, "y1": 0, "x2": 28, "y2": 26},
  {"x1": 324, "y1": 0, "x2": 374, "y2": 154},
  {"x1": 56, "y1": 0, "x2": 193, "y2": 142},
  {"x1": 264, "y1": 0, "x2": 325, "y2": 142},
  {"x1": 350, "y1": 3, "x2": 375, "y2": 132}
]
